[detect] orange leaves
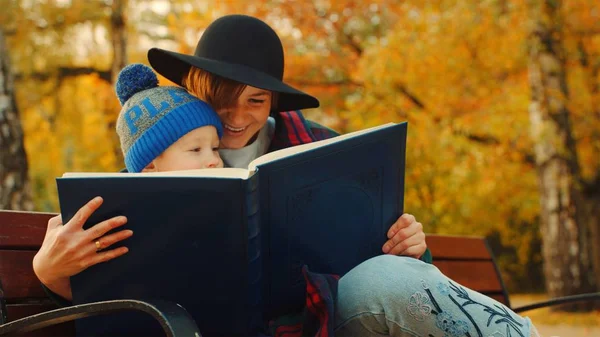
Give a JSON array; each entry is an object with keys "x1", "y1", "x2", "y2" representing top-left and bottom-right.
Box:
[
  {"x1": 343, "y1": 0, "x2": 544, "y2": 239},
  {"x1": 20, "y1": 75, "x2": 119, "y2": 211},
  {"x1": 5, "y1": 1, "x2": 599, "y2": 283}
]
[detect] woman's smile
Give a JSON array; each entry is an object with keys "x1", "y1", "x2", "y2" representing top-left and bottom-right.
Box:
[{"x1": 223, "y1": 124, "x2": 247, "y2": 133}]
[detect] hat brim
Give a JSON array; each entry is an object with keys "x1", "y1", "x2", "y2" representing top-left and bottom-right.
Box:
[{"x1": 148, "y1": 48, "x2": 320, "y2": 112}]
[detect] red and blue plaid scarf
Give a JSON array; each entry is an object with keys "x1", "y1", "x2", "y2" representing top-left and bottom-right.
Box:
[
  {"x1": 269, "y1": 266, "x2": 339, "y2": 337},
  {"x1": 269, "y1": 111, "x2": 339, "y2": 152}
]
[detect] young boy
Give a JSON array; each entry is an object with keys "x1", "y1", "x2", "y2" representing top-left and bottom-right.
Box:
[{"x1": 115, "y1": 63, "x2": 224, "y2": 172}]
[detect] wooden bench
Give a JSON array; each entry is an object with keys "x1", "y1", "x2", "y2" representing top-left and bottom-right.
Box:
[{"x1": 1, "y1": 210, "x2": 598, "y2": 336}]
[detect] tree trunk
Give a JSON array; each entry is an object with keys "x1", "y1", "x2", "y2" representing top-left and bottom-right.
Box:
[
  {"x1": 111, "y1": 0, "x2": 127, "y2": 83},
  {"x1": 109, "y1": 0, "x2": 127, "y2": 165},
  {"x1": 0, "y1": 30, "x2": 33, "y2": 210},
  {"x1": 527, "y1": 0, "x2": 598, "y2": 310},
  {"x1": 582, "y1": 193, "x2": 600, "y2": 291}
]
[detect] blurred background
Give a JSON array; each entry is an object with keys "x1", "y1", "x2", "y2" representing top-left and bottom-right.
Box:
[{"x1": 1, "y1": 0, "x2": 599, "y2": 332}]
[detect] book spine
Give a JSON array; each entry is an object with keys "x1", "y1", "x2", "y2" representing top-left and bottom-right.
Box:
[{"x1": 246, "y1": 172, "x2": 263, "y2": 332}]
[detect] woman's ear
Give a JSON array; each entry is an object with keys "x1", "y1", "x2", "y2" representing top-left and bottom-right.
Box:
[{"x1": 142, "y1": 161, "x2": 157, "y2": 173}]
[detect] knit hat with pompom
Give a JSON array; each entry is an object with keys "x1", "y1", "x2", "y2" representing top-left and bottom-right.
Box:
[{"x1": 115, "y1": 63, "x2": 223, "y2": 172}]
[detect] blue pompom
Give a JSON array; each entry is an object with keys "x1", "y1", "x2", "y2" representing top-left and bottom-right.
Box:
[{"x1": 115, "y1": 64, "x2": 159, "y2": 105}]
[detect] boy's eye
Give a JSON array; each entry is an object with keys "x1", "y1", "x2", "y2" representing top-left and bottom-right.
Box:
[
  {"x1": 249, "y1": 98, "x2": 265, "y2": 104},
  {"x1": 212, "y1": 147, "x2": 219, "y2": 152},
  {"x1": 191, "y1": 148, "x2": 201, "y2": 152}
]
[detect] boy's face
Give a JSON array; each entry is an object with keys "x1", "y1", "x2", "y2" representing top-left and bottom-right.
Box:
[{"x1": 144, "y1": 125, "x2": 223, "y2": 172}]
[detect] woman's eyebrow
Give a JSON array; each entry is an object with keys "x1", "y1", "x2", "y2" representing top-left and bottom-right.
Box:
[{"x1": 249, "y1": 91, "x2": 270, "y2": 97}]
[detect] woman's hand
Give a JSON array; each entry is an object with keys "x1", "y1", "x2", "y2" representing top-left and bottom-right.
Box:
[
  {"x1": 382, "y1": 213, "x2": 427, "y2": 258},
  {"x1": 32, "y1": 196, "x2": 132, "y2": 301}
]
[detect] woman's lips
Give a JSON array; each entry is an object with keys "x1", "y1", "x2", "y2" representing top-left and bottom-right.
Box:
[
  {"x1": 223, "y1": 124, "x2": 248, "y2": 138},
  {"x1": 224, "y1": 124, "x2": 246, "y2": 132}
]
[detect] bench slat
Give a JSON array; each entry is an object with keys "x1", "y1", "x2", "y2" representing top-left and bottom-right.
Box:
[
  {"x1": 0, "y1": 211, "x2": 54, "y2": 249},
  {"x1": 0, "y1": 250, "x2": 46, "y2": 299},
  {"x1": 427, "y1": 234, "x2": 490, "y2": 260},
  {"x1": 6, "y1": 303, "x2": 59, "y2": 320},
  {"x1": 433, "y1": 260, "x2": 504, "y2": 293}
]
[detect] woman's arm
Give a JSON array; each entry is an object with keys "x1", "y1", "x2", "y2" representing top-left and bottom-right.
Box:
[
  {"x1": 40, "y1": 280, "x2": 73, "y2": 306},
  {"x1": 32, "y1": 197, "x2": 133, "y2": 301}
]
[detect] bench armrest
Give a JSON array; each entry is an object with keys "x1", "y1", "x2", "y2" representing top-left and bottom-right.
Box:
[
  {"x1": 0, "y1": 299, "x2": 201, "y2": 337},
  {"x1": 512, "y1": 292, "x2": 600, "y2": 313}
]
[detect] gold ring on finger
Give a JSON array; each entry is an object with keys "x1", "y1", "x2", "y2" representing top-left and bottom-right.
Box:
[{"x1": 95, "y1": 240, "x2": 102, "y2": 251}]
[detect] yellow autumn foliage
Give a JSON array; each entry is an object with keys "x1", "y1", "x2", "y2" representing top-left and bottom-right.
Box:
[
  {"x1": 4, "y1": 0, "x2": 600, "y2": 291},
  {"x1": 20, "y1": 75, "x2": 120, "y2": 210}
]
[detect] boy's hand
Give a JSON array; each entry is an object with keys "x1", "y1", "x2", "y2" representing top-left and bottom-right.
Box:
[{"x1": 382, "y1": 213, "x2": 427, "y2": 258}]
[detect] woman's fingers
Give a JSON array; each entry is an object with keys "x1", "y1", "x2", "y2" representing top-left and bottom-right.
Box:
[
  {"x1": 398, "y1": 241, "x2": 427, "y2": 258},
  {"x1": 89, "y1": 229, "x2": 133, "y2": 252},
  {"x1": 84, "y1": 215, "x2": 128, "y2": 241},
  {"x1": 383, "y1": 220, "x2": 422, "y2": 254},
  {"x1": 95, "y1": 246, "x2": 130, "y2": 264},
  {"x1": 63, "y1": 196, "x2": 104, "y2": 231},
  {"x1": 386, "y1": 230, "x2": 426, "y2": 256},
  {"x1": 47, "y1": 214, "x2": 63, "y2": 230},
  {"x1": 80, "y1": 229, "x2": 133, "y2": 266},
  {"x1": 79, "y1": 246, "x2": 130, "y2": 270}
]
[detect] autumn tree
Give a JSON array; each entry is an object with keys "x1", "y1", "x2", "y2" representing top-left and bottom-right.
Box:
[
  {"x1": 4, "y1": 0, "x2": 600, "y2": 296},
  {"x1": 107, "y1": 0, "x2": 128, "y2": 164},
  {"x1": 342, "y1": 1, "x2": 541, "y2": 285},
  {"x1": 527, "y1": 0, "x2": 598, "y2": 308},
  {"x1": 0, "y1": 29, "x2": 33, "y2": 210},
  {"x1": 1, "y1": 0, "x2": 137, "y2": 209}
]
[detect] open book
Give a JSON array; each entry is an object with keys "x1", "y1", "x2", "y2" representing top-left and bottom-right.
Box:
[
  {"x1": 62, "y1": 122, "x2": 400, "y2": 179},
  {"x1": 57, "y1": 122, "x2": 408, "y2": 336}
]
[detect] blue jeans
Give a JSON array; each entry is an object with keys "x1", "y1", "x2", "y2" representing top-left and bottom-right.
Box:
[{"x1": 334, "y1": 255, "x2": 538, "y2": 337}]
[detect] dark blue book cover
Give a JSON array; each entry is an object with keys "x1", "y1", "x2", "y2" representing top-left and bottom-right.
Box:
[
  {"x1": 57, "y1": 174, "x2": 261, "y2": 337},
  {"x1": 56, "y1": 121, "x2": 407, "y2": 336},
  {"x1": 253, "y1": 122, "x2": 407, "y2": 317}
]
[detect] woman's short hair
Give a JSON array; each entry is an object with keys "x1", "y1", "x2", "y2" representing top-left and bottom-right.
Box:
[{"x1": 182, "y1": 67, "x2": 279, "y2": 111}]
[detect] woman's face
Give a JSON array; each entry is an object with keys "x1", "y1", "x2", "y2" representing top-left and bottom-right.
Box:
[{"x1": 216, "y1": 85, "x2": 272, "y2": 149}]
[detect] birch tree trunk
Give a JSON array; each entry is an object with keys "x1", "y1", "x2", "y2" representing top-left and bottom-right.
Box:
[
  {"x1": 0, "y1": 29, "x2": 33, "y2": 210},
  {"x1": 109, "y1": 0, "x2": 127, "y2": 165},
  {"x1": 527, "y1": 0, "x2": 598, "y2": 310},
  {"x1": 111, "y1": 0, "x2": 127, "y2": 83}
]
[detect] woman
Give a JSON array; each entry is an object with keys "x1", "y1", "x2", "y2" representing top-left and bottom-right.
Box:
[{"x1": 34, "y1": 14, "x2": 540, "y2": 337}]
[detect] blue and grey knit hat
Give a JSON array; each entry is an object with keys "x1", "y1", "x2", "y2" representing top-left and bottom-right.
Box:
[{"x1": 115, "y1": 64, "x2": 223, "y2": 173}]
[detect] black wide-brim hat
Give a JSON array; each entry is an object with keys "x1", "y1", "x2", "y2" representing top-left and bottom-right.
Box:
[{"x1": 148, "y1": 14, "x2": 320, "y2": 112}]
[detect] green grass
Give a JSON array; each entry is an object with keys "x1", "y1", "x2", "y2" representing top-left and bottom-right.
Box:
[{"x1": 511, "y1": 294, "x2": 600, "y2": 326}]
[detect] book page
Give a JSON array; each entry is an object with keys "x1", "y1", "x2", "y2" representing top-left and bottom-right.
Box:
[
  {"x1": 62, "y1": 123, "x2": 396, "y2": 179},
  {"x1": 61, "y1": 167, "x2": 253, "y2": 179},
  {"x1": 248, "y1": 122, "x2": 396, "y2": 171}
]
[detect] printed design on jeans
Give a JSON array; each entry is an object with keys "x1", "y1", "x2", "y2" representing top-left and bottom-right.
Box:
[
  {"x1": 435, "y1": 312, "x2": 470, "y2": 336},
  {"x1": 437, "y1": 281, "x2": 451, "y2": 295},
  {"x1": 407, "y1": 291, "x2": 433, "y2": 321},
  {"x1": 417, "y1": 280, "x2": 526, "y2": 337},
  {"x1": 447, "y1": 281, "x2": 524, "y2": 337},
  {"x1": 487, "y1": 331, "x2": 506, "y2": 337}
]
